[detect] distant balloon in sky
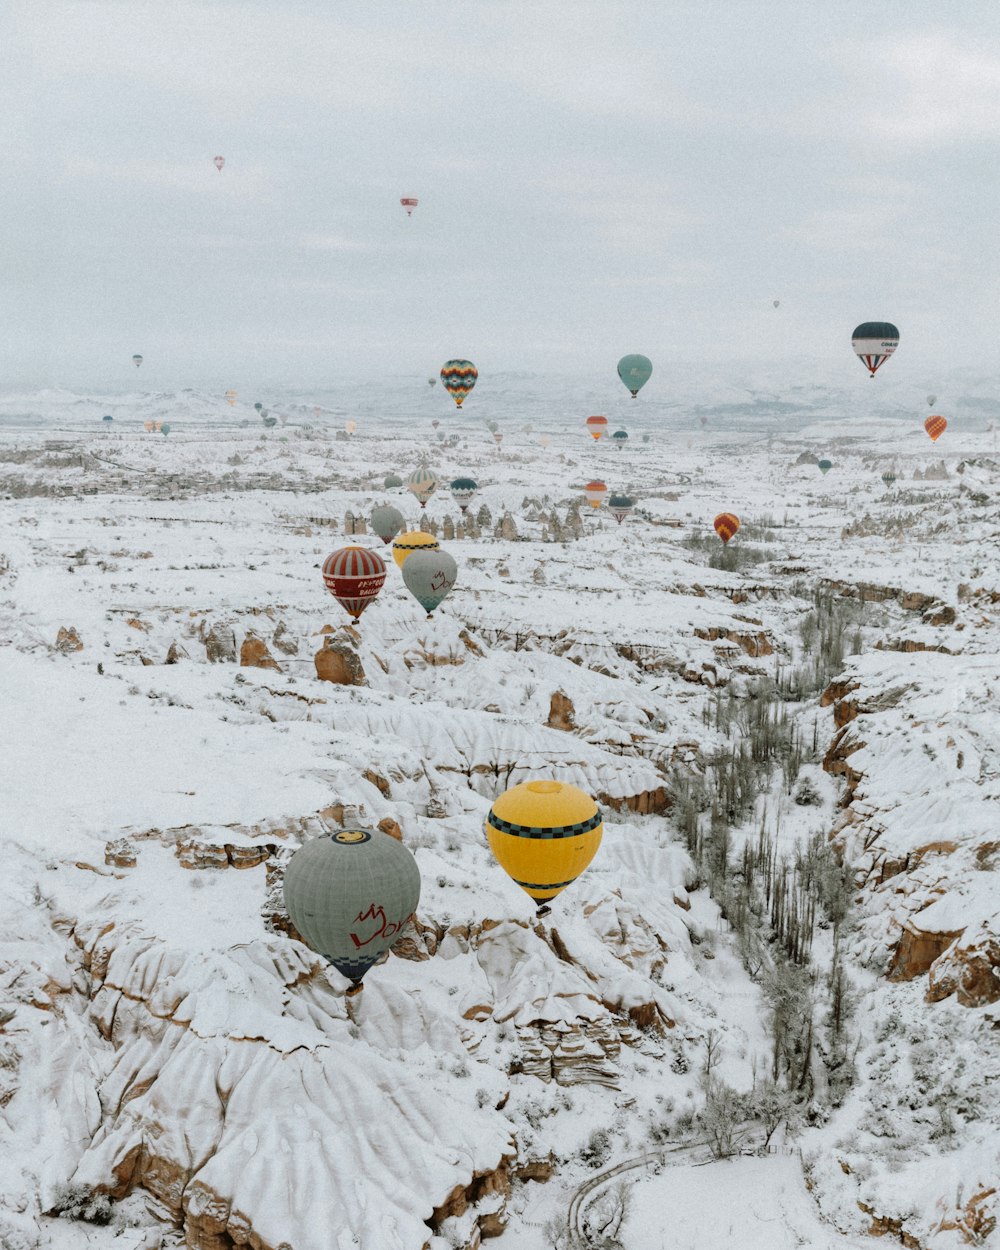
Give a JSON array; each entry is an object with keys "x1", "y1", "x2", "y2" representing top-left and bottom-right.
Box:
[
  {"x1": 254, "y1": 402, "x2": 263, "y2": 412},
  {"x1": 161, "y1": 423, "x2": 171, "y2": 436},
  {"x1": 402, "y1": 548, "x2": 458, "y2": 617},
  {"x1": 925, "y1": 415, "x2": 947, "y2": 442},
  {"x1": 714, "y1": 512, "x2": 740, "y2": 544},
  {"x1": 881, "y1": 470, "x2": 897, "y2": 487},
  {"x1": 321, "y1": 546, "x2": 387, "y2": 623},
  {"x1": 851, "y1": 322, "x2": 899, "y2": 377},
  {"x1": 225, "y1": 389, "x2": 237, "y2": 407},
  {"x1": 282, "y1": 829, "x2": 420, "y2": 990},
  {"x1": 583, "y1": 480, "x2": 609, "y2": 509},
  {"x1": 371, "y1": 504, "x2": 405, "y2": 545},
  {"x1": 406, "y1": 466, "x2": 437, "y2": 509},
  {"x1": 773, "y1": 300, "x2": 780, "y2": 308},
  {"x1": 608, "y1": 493, "x2": 635, "y2": 524},
  {"x1": 384, "y1": 473, "x2": 403, "y2": 490},
  {"x1": 428, "y1": 377, "x2": 437, "y2": 387},
  {"x1": 400, "y1": 197, "x2": 418, "y2": 216},
  {"x1": 449, "y1": 477, "x2": 478, "y2": 513},
  {"x1": 927, "y1": 394, "x2": 937, "y2": 407},
  {"x1": 432, "y1": 419, "x2": 440, "y2": 429},
  {"x1": 440, "y1": 360, "x2": 478, "y2": 407},
  {"x1": 132, "y1": 354, "x2": 143, "y2": 368},
  {"x1": 585, "y1": 415, "x2": 608, "y2": 442},
  {"x1": 698, "y1": 415, "x2": 708, "y2": 428},
  {"x1": 486, "y1": 779, "x2": 603, "y2": 912},
  {"x1": 617, "y1": 354, "x2": 652, "y2": 398},
  {"x1": 345, "y1": 420, "x2": 357, "y2": 435},
  {"x1": 102, "y1": 414, "x2": 113, "y2": 423},
  {"x1": 213, "y1": 156, "x2": 225, "y2": 172},
  {"x1": 818, "y1": 458, "x2": 833, "y2": 475},
  {"x1": 612, "y1": 429, "x2": 628, "y2": 450},
  {"x1": 492, "y1": 432, "x2": 503, "y2": 445}
]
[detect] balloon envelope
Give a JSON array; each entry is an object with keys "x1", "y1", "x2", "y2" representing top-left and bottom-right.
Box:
[
  {"x1": 617, "y1": 354, "x2": 652, "y2": 397},
  {"x1": 486, "y1": 780, "x2": 602, "y2": 908},
  {"x1": 881, "y1": 471, "x2": 897, "y2": 486},
  {"x1": 925, "y1": 415, "x2": 947, "y2": 442},
  {"x1": 450, "y1": 477, "x2": 478, "y2": 512},
  {"x1": 608, "y1": 493, "x2": 634, "y2": 524},
  {"x1": 714, "y1": 513, "x2": 740, "y2": 544},
  {"x1": 818, "y1": 459, "x2": 833, "y2": 475},
  {"x1": 440, "y1": 360, "x2": 478, "y2": 407},
  {"x1": 406, "y1": 466, "x2": 437, "y2": 508},
  {"x1": 392, "y1": 530, "x2": 439, "y2": 570},
  {"x1": 402, "y1": 548, "x2": 458, "y2": 616},
  {"x1": 282, "y1": 829, "x2": 420, "y2": 986},
  {"x1": 322, "y1": 546, "x2": 387, "y2": 621},
  {"x1": 400, "y1": 197, "x2": 418, "y2": 216},
  {"x1": 585, "y1": 415, "x2": 608, "y2": 442},
  {"x1": 213, "y1": 155, "x2": 225, "y2": 171},
  {"x1": 384, "y1": 473, "x2": 403, "y2": 489},
  {"x1": 583, "y1": 480, "x2": 608, "y2": 509},
  {"x1": 132, "y1": 355, "x2": 143, "y2": 368},
  {"x1": 927, "y1": 394, "x2": 937, "y2": 407},
  {"x1": 851, "y1": 322, "x2": 899, "y2": 377},
  {"x1": 371, "y1": 504, "x2": 405, "y2": 545}
]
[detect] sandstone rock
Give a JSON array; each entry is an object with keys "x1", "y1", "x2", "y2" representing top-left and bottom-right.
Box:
[
  {"x1": 547, "y1": 690, "x2": 576, "y2": 731},
  {"x1": 363, "y1": 770, "x2": 392, "y2": 798},
  {"x1": 378, "y1": 816, "x2": 403, "y2": 841},
  {"x1": 104, "y1": 838, "x2": 137, "y2": 868},
  {"x1": 165, "y1": 640, "x2": 188, "y2": 665},
  {"x1": 203, "y1": 623, "x2": 237, "y2": 663},
  {"x1": 314, "y1": 638, "x2": 366, "y2": 685},
  {"x1": 927, "y1": 925, "x2": 1000, "y2": 1007},
  {"x1": 693, "y1": 625, "x2": 773, "y2": 657},
  {"x1": 240, "y1": 633, "x2": 281, "y2": 671},
  {"x1": 271, "y1": 621, "x2": 299, "y2": 655},
  {"x1": 887, "y1": 920, "x2": 964, "y2": 981},
  {"x1": 55, "y1": 625, "x2": 83, "y2": 653}
]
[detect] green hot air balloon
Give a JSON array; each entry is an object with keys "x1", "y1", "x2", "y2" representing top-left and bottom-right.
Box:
[
  {"x1": 254, "y1": 402, "x2": 263, "y2": 412},
  {"x1": 161, "y1": 423, "x2": 171, "y2": 436},
  {"x1": 608, "y1": 493, "x2": 634, "y2": 524},
  {"x1": 283, "y1": 829, "x2": 420, "y2": 990},
  {"x1": 402, "y1": 548, "x2": 458, "y2": 617},
  {"x1": 818, "y1": 459, "x2": 833, "y2": 475},
  {"x1": 617, "y1": 354, "x2": 652, "y2": 398},
  {"x1": 384, "y1": 473, "x2": 403, "y2": 490},
  {"x1": 449, "y1": 477, "x2": 478, "y2": 513},
  {"x1": 371, "y1": 504, "x2": 405, "y2": 546},
  {"x1": 612, "y1": 429, "x2": 629, "y2": 449},
  {"x1": 881, "y1": 470, "x2": 897, "y2": 488}
]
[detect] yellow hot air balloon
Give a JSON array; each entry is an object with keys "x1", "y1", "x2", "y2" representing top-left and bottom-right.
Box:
[
  {"x1": 486, "y1": 780, "x2": 603, "y2": 912},
  {"x1": 225, "y1": 389, "x2": 238, "y2": 407},
  {"x1": 391, "y1": 530, "x2": 440, "y2": 570}
]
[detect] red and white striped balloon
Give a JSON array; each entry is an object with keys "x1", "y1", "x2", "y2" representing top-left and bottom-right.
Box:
[{"x1": 322, "y1": 546, "x2": 387, "y2": 622}]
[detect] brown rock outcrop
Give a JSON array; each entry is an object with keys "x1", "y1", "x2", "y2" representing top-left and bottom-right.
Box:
[
  {"x1": 55, "y1": 625, "x2": 83, "y2": 653},
  {"x1": 202, "y1": 623, "x2": 237, "y2": 663},
  {"x1": 887, "y1": 921, "x2": 964, "y2": 982},
  {"x1": 547, "y1": 691, "x2": 576, "y2": 731},
  {"x1": 104, "y1": 838, "x2": 137, "y2": 868},
  {"x1": 240, "y1": 633, "x2": 281, "y2": 671},
  {"x1": 927, "y1": 927, "x2": 1000, "y2": 1006},
  {"x1": 378, "y1": 816, "x2": 403, "y2": 841},
  {"x1": 314, "y1": 638, "x2": 366, "y2": 685},
  {"x1": 599, "y1": 787, "x2": 670, "y2": 816},
  {"x1": 693, "y1": 625, "x2": 774, "y2": 657}
]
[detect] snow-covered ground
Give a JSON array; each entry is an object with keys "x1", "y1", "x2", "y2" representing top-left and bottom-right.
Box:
[{"x1": 1, "y1": 373, "x2": 999, "y2": 1250}]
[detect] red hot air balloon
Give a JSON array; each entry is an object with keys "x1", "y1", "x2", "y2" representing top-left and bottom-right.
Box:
[
  {"x1": 400, "y1": 197, "x2": 418, "y2": 216},
  {"x1": 322, "y1": 547, "x2": 387, "y2": 623},
  {"x1": 925, "y1": 415, "x2": 947, "y2": 442},
  {"x1": 214, "y1": 156, "x2": 225, "y2": 172},
  {"x1": 585, "y1": 415, "x2": 608, "y2": 442},
  {"x1": 713, "y1": 513, "x2": 740, "y2": 545}
]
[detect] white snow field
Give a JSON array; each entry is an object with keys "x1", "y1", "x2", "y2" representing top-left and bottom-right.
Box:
[{"x1": 1, "y1": 368, "x2": 999, "y2": 1250}]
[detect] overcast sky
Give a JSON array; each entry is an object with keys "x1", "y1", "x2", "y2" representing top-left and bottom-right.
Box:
[{"x1": 3, "y1": 1, "x2": 999, "y2": 388}]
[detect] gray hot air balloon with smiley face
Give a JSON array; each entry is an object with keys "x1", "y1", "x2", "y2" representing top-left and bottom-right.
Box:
[{"x1": 282, "y1": 829, "x2": 421, "y2": 992}]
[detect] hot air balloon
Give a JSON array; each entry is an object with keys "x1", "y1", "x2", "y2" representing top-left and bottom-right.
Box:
[
  {"x1": 925, "y1": 415, "x2": 947, "y2": 442},
  {"x1": 143, "y1": 420, "x2": 155, "y2": 433},
  {"x1": 225, "y1": 390, "x2": 238, "y2": 407},
  {"x1": 402, "y1": 549, "x2": 457, "y2": 617},
  {"x1": 608, "y1": 493, "x2": 634, "y2": 524},
  {"x1": 927, "y1": 394, "x2": 937, "y2": 407},
  {"x1": 161, "y1": 423, "x2": 171, "y2": 436},
  {"x1": 400, "y1": 197, "x2": 418, "y2": 217},
  {"x1": 486, "y1": 780, "x2": 602, "y2": 912},
  {"x1": 282, "y1": 829, "x2": 420, "y2": 991},
  {"x1": 612, "y1": 429, "x2": 628, "y2": 450},
  {"x1": 698, "y1": 415, "x2": 708, "y2": 429},
  {"x1": 851, "y1": 322, "x2": 899, "y2": 377},
  {"x1": 262, "y1": 416, "x2": 276, "y2": 428},
  {"x1": 617, "y1": 354, "x2": 652, "y2": 397},
  {"x1": 345, "y1": 420, "x2": 357, "y2": 435},
  {"x1": 583, "y1": 480, "x2": 609, "y2": 509},
  {"x1": 492, "y1": 432, "x2": 503, "y2": 445},
  {"x1": 642, "y1": 433, "x2": 650, "y2": 444},
  {"x1": 132, "y1": 354, "x2": 143, "y2": 368},
  {"x1": 436, "y1": 431, "x2": 446, "y2": 442},
  {"x1": 440, "y1": 360, "x2": 477, "y2": 407},
  {"x1": 881, "y1": 470, "x2": 897, "y2": 487},
  {"x1": 313, "y1": 406, "x2": 322, "y2": 418},
  {"x1": 773, "y1": 300, "x2": 780, "y2": 308},
  {"x1": 213, "y1": 156, "x2": 225, "y2": 172},
  {"x1": 427, "y1": 377, "x2": 437, "y2": 387},
  {"x1": 392, "y1": 530, "x2": 439, "y2": 570},
  {"x1": 431, "y1": 419, "x2": 440, "y2": 430},
  {"x1": 371, "y1": 504, "x2": 405, "y2": 546},
  {"x1": 818, "y1": 459, "x2": 833, "y2": 475},
  {"x1": 585, "y1": 415, "x2": 608, "y2": 442},
  {"x1": 321, "y1": 546, "x2": 387, "y2": 623},
  {"x1": 406, "y1": 466, "x2": 437, "y2": 509},
  {"x1": 384, "y1": 473, "x2": 403, "y2": 490},
  {"x1": 539, "y1": 434, "x2": 551, "y2": 448},
  {"x1": 102, "y1": 414, "x2": 113, "y2": 423},
  {"x1": 486, "y1": 420, "x2": 498, "y2": 433},
  {"x1": 254, "y1": 402, "x2": 263, "y2": 412},
  {"x1": 449, "y1": 477, "x2": 478, "y2": 513},
  {"x1": 713, "y1": 513, "x2": 740, "y2": 545}
]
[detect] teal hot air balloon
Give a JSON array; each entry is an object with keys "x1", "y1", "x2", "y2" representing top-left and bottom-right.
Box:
[
  {"x1": 617, "y1": 354, "x2": 652, "y2": 397},
  {"x1": 402, "y1": 548, "x2": 458, "y2": 617},
  {"x1": 254, "y1": 402, "x2": 263, "y2": 412},
  {"x1": 852, "y1": 322, "x2": 899, "y2": 377},
  {"x1": 371, "y1": 504, "x2": 405, "y2": 546},
  {"x1": 161, "y1": 423, "x2": 171, "y2": 436},
  {"x1": 818, "y1": 459, "x2": 833, "y2": 475},
  {"x1": 449, "y1": 477, "x2": 478, "y2": 513},
  {"x1": 612, "y1": 429, "x2": 629, "y2": 449},
  {"x1": 881, "y1": 470, "x2": 897, "y2": 488},
  {"x1": 384, "y1": 473, "x2": 403, "y2": 490},
  {"x1": 608, "y1": 493, "x2": 634, "y2": 524},
  {"x1": 440, "y1": 359, "x2": 478, "y2": 408},
  {"x1": 282, "y1": 829, "x2": 421, "y2": 990},
  {"x1": 102, "y1": 414, "x2": 113, "y2": 423}
]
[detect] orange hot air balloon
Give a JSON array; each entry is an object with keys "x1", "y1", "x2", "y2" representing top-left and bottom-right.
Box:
[
  {"x1": 585, "y1": 415, "x2": 608, "y2": 442},
  {"x1": 925, "y1": 415, "x2": 947, "y2": 442},
  {"x1": 583, "y1": 480, "x2": 609, "y2": 509},
  {"x1": 713, "y1": 513, "x2": 740, "y2": 544}
]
